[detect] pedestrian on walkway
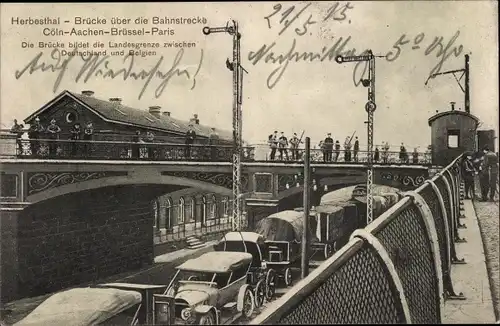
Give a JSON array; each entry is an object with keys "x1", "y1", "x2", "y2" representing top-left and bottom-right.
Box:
[
  {"x1": 353, "y1": 136, "x2": 359, "y2": 162},
  {"x1": 344, "y1": 136, "x2": 351, "y2": 162},
  {"x1": 482, "y1": 146, "x2": 498, "y2": 201},
  {"x1": 83, "y1": 121, "x2": 94, "y2": 157},
  {"x1": 374, "y1": 146, "x2": 380, "y2": 163},
  {"x1": 324, "y1": 133, "x2": 334, "y2": 162},
  {"x1": 278, "y1": 132, "x2": 289, "y2": 161},
  {"x1": 412, "y1": 148, "x2": 419, "y2": 164},
  {"x1": 185, "y1": 125, "x2": 196, "y2": 159},
  {"x1": 46, "y1": 118, "x2": 61, "y2": 157},
  {"x1": 28, "y1": 117, "x2": 44, "y2": 156},
  {"x1": 289, "y1": 133, "x2": 301, "y2": 161},
  {"x1": 462, "y1": 153, "x2": 476, "y2": 199},
  {"x1": 10, "y1": 119, "x2": 24, "y2": 155},
  {"x1": 334, "y1": 140, "x2": 341, "y2": 162},
  {"x1": 70, "y1": 123, "x2": 82, "y2": 156},
  {"x1": 208, "y1": 127, "x2": 219, "y2": 161},
  {"x1": 268, "y1": 131, "x2": 278, "y2": 160}
]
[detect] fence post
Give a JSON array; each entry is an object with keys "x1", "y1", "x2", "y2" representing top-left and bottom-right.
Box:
[
  {"x1": 440, "y1": 172, "x2": 467, "y2": 244},
  {"x1": 349, "y1": 229, "x2": 412, "y2": 324},
  {"x1": 404, "y1": 190, "x2": 444, "y2": 320}
]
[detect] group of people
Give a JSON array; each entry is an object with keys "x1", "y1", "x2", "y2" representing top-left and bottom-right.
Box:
[
  {"x1": 9, "y1": 117, "x2": 226, "y2": 160},
  {"x1": 461, "y1": 146, "x2": 498, "y2": 202},
  {"x1": 10, "y1": 118, "x2": 94, "y2": 157},
  {"x1": 267, "y1": 131, "x2": 426, "y2": 164}
]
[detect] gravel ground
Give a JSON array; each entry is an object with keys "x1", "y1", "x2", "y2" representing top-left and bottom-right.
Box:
[{"x1": 473, "y1": 187, "x2": 499, "y2": 320}]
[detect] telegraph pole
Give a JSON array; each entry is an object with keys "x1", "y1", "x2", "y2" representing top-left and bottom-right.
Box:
[
  {"x1": 203, "y1": 21, "x2": 246, "y2": 230},
  {"x1": 336, "y1": 51, "x2": 377, "y2": 225},
  {"x1": 425, "y1": 54, "x2": 471, "y2": 114},
  {"x1": 301, "y1": 137, "x2": 311, "y2": 279}
]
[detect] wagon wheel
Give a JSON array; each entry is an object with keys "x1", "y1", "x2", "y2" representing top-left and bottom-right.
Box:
[
  {"x1": 242, "y1": 288, "x2": 255, "y2": 318},
  {"x1": 265, "y1": 269, "x2": 276, "y2": 300},
  {"x1": 254, "y1": 280, "x2": 265, "y2": 308},
  {"x1": 284, "y1": 267, "x2": 293, "y2": 287},
  {"x1": 324, "y1": 243, "x2": 334, "y2": 259}
]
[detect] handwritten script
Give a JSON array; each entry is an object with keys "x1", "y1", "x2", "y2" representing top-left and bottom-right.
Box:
[
  {"x1": 249, "y1": 31, "x2": 463, "y2": 89},
  {"x1": 14, "y1": 49, "x2": 204, "y2": 100},
  {"x1": 253, "y1": 2, "x2": 464, "y2": 89}
]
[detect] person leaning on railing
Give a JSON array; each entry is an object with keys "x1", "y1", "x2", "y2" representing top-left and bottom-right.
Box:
[
  {"x1": 10, "y1": 119, "x2": 24, "y2": 155},
  {"x1": 27, "y1": 117, "x2": 44, "y2": 156},
  {"x1": 46, "y1": 119, "x2": 61, "y2": 157},
  {"x1": 83, "y1": 122, "x2": 94, "y2": 157}
]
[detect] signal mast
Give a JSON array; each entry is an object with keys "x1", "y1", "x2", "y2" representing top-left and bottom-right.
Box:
[
  {"x1": 425, "y1": 54, "x2": 470, "y2": 114},
  {"x1": 202, "y1": 21, "x2": 247, "y2": 231},
  {"x1": 336, "y1": 51, "x2": 378, "y2": 225}
]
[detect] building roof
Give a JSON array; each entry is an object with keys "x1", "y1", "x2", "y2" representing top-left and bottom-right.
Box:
[
  {"x1": 23, "y1": 90, "x2": 233, "y2": 140},
  {"x1": 176, "y1": 252, "x2": 253, "y2": 273},
  {"x1": 221, "y1": 231, "x2": 264, "y2": 243},
  {"x1": 428, "y1": 110, "x2": 480, "y2": 127}
]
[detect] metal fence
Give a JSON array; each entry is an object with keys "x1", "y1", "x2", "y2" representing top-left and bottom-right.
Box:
[
  {"x1": 251, "y1": 153, "x2": 466, "y2": 324},
  {"x1": 2, "y1": 137, "x2": 431, "y2": 165}
]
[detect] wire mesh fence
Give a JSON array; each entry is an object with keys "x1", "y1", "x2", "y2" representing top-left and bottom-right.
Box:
[{"x1": 251, "y1": 154, "x2": 465, "y2": 324}]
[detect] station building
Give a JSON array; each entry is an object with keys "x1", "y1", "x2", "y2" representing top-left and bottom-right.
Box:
[{"x1": 23, "y1": 90, "x2": 236, "y2": 245}]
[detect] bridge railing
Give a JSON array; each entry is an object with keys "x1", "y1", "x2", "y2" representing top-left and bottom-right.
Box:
[
  {"x1": 250, "y1": 154, "x2": 466, "y2": 324},
  {"x1": 1, "y1": 138, "x2": 431, "y2": 165}
]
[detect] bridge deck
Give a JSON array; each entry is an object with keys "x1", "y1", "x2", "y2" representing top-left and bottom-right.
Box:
[
  {"x1": 0, "y1": 158, "x2": 431, "y2": 169},
  {"x1": 442, "y1": 199, "x2": 496, "y2": 323}
]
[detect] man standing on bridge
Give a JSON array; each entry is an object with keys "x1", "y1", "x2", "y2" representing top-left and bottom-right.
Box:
[
  {"x1": 480, "y1": 146, "x2": 499, "y2": 201},
  {"x1": 323, "y1": 133, "x2": 334, "y2": 162},
  {"x1": 185, "y1": 125, "x2": 197, "y2": 159},
  {"x1": 353, "y1": 136, "x2": 359, "y2": 162},
  {"x1": 289, "y1": 133, "x2": 301, "y2": 161}
]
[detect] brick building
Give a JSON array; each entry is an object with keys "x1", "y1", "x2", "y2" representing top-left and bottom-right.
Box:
[{"x1": 23, "y1": 90, "x2": 236, "y2": 244}]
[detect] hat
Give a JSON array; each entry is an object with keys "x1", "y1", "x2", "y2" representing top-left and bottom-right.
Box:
[
  {"x1": 35, "y1": 117, "x2": 40, "y2": 122},
  {"x1": 50, "y1": 119, "x2": 56, "y2": 123},
  {"x1": 483, "y1": 145, "x2": 490, "y2": 151}
]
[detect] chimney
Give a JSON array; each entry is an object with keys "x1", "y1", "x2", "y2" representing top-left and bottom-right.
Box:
[
  {"x1": 149, "y1": 106, "x2": 161, "y2": 118},
  {"x1": 81, "y1": 90, "x2": 94, "y2": 96},
  {"x1": 109, "y1": 98, "x2": 122, "y2": 104},
  {"x1": 162, "y1": 111, "x2": 171, "y2": 117},
  {"x1": 189, "y1": 114, "x2": 200, "y2": 125},
  {"x1": 450, "y1": 102, "x2": 455, "y2": 111}
]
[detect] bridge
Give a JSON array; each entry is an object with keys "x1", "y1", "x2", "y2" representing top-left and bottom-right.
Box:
[
  {"x1": 0, "y1": 137, "x2": 434, "y2": 303},
  {"x1": 249, "y1": 153, "x2": 489, "y2": 324}
]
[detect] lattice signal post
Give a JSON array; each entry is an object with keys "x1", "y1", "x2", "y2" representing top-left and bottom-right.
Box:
[
  {"x1": 335, "y1": 51, "x2": 378, "y2": 225},
  {"x1": 202, "y1": 21, "x2": 247, "y2": 231}
]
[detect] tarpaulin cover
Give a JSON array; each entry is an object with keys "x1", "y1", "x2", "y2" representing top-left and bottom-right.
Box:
[
  {"x1": 320, "y1": 184, "x2": 401, "y2": 205},
  {"x1": 14, "y1": 287, "x2": 141, "y2": 326},
  {"x1": 256, "y1": 210, "x2": 318, "y2": 243}
]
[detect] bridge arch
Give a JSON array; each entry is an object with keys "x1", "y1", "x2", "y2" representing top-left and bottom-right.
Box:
[{"x1": 26, "y1": 173, "x2": 232, "y2": 204}]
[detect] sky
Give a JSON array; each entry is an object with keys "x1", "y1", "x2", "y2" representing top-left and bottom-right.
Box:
[{"x1": 1, "y1": 1, "x2": 498, "y2": 150}]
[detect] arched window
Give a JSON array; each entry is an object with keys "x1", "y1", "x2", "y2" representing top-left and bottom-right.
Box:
[
  {"x1": 165, "y1": 197, "x2": 173, "y2": 229},
  {"x1": 152, "y1": 200, "x2": 159, "y2": 229},
  {"x1": 178, "y1": 197, "x2": 185, "y2": 224},
  {"x1": 210, "y1": 195, "x2": 217, "y2": 219},
  {"x1": 202, "y1": 196, "x2": 207, "y2": 224},
  {"x1": 185, "y1": 197, "x2": 195, "y2": 222}
]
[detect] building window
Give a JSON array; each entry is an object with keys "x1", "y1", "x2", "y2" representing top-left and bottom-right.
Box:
[
  {"x1": 202, "y1": 196, "x2": 207, "y2": 225},
  {"x1": 447, "y1": 129, "x2": 460, "y2": 148},
  {"x1": 65, "y1": 111, "x2": 77, "y2": 124},
  {"x1": 185, "y1": 197, "x2": 195, "y2": 222},
  {"x1": 165, "y1": 197, "x2": 172, "y2": 229},
  {"x1": 179, "y1": 197, "x2": 185, "y2": 224},
  {"x1": 152, "y1": 200, "x2": 160, "y2": 230},
  {"x1": 209, "y1": 195, "x2": 217, "y2": 219},
  {"x1": 223, "y1": 196, "x2": 229, "y2": 217}
]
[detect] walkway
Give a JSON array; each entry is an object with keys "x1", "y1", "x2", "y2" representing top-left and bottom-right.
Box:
[{"x1": 442, "y1": 199, "x2": 497, "y2": 323}]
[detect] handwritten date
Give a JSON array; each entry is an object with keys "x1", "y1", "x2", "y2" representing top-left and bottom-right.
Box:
[{"x1": 264, "y1": 2, "x2": 354, "y2": 37}]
